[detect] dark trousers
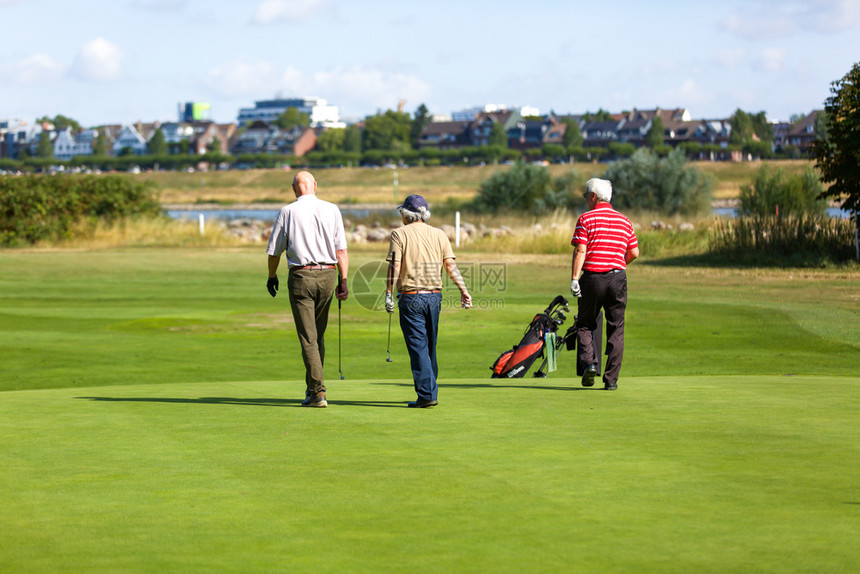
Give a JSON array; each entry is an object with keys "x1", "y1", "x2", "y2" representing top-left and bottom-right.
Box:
[
  {"x1": 288, "y1": 268, "x2": 337, "y2": 394},
  {"x1": 398, "y1": 292, "x2": 442, "y2": 401},
  {"x1": 576, "y1": 270, "x2": 628, "y2": 385}
]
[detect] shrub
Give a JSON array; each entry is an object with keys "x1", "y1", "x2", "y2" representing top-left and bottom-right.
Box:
[
  {"x1": 0, "y1": 174, "x2": 161, "y2": 246},
  {"x1": 739, "y1": 164, "x2": 826, "y2": 216},
  {"x1": 603, "y1": 148, "x2": 712, "y2": 215},
  {"x1": 470, "y1": 163, "x2": 585, "y2": 214}
]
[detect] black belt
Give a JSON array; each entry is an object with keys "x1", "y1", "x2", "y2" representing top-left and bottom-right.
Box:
[{"x1": 584, "y1": 268, "x2": 623, "y2": 275}]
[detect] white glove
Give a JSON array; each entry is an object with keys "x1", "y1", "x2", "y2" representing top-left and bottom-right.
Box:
[
  {"x1": 384, "y1": 292, "x2": 395, "y2": 313},
  {"x1": 570, "y1": 279, "x2": 582, "y2": 298}
]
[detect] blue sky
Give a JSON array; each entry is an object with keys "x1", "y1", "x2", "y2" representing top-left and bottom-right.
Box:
[{"x1": 2, "y1": 0, "x2": 859, "y2": 127}]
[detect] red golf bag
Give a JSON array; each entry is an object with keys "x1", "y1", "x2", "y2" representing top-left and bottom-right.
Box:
[{"x1": 491, "y1": 296, "x2": 568, "y2": 378}]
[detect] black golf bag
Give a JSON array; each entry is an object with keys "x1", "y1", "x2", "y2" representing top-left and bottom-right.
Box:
[{"x1": 491, "y1": 296, "x2": 569, "y2": 378}]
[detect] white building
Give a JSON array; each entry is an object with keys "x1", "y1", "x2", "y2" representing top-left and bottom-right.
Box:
[
  {"x1": 53, "y1": 128, "x2": 99, "y2": 160},
  {"x1": 237, "y1": 97, "x2": 345, "y2": 128},
  {"x1": 113, "y1": 125, "x2": 148, "y2": 156}
]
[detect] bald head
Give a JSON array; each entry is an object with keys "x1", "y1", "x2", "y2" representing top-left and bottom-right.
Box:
[{"x1": 292, "y1": 171, "x2": 317, "y2": 198}]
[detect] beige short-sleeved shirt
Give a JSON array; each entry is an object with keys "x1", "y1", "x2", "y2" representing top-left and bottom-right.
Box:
[
  {"x1": 266, "y1": 195, "x2": 347, "y2": 268},
  {"x1": 386, "y1": 222, "x2": 455, "y2": 292}
]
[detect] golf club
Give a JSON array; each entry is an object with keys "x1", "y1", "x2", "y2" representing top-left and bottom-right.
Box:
[
  {"x1": 338, "y1": 297, "x2": 345, "y2": 379},
  {"x1": 386, "y1": 311, "x2": 394, "y2": 362}
]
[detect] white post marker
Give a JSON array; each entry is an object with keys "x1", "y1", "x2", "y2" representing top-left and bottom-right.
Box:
[
  {"x1": 198, "y1": 213, "x2": 205, "y2": 236},
  {"x1": 455, "y1": 211, "x2": 461, "y2": 248}
]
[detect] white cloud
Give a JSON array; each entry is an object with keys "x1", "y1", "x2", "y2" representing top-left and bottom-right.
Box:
[
  {"x1": 808, "y1": 0, "x2": 860, "y2": 32},
  {"x1": 5, "y1": 53, "x2": 64, "y2": 84},
  {"x1": 722, "y1": 0, "x2": 860, "y2": 39},
  {"x1": 253, "y1": 0, "x2": 331, "y2": 24},
  {"x1": 757, "y1": 47, "x2": 786, "y2": 72},
  {"x1": 202, "y1": 60, "x2": 279, "y2": 97},
  {"x1": 72, "y1": 38, "x2": 123, "y2": 82}
]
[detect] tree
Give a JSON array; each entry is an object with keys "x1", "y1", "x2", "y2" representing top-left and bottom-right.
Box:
[
  {"x1": 813, "y1": 61, "x2": 860, "y2": 259},
  {"x1": 37, "y1": 114, "x2": 82, "y2": 133},
  {"x1": 729, "y1": 109, "x2": 774, "y2": 148},
  {"x1": 147, "y1": 128, "x2": 167, "y2": 156},
  {"x1": 362, "y1": 110, "x2": 411, "y2": 151},
  {"x1": 645, "y1": 116, "x2": 664, "y2": 148},
  {"x1": 410, "y1": 104, "x2": 430, "y2": 148},
  {"x1": 582, "y1": 108, "x2": 612, "y2": 122},
  {"x1": 276, "y1": 107, "x2": 310, "y2": 130},
  {"x1": 316, "y1": 128, "x2": 345, "y2": 152},
  {"x1": 92, "y1": 129, "x2": 108, "y2": 156},
  {"x1": 37, "y1": 131, "x2": 53, "y2": 158},
  {"x1": 561, "y1": 118, "x2": 583, "y2": 148},
  {"x1": 488, "y1": 122, "x2": 508, "y2": 147},
  {"x1": 603, "y1": 148, "x2": 712, "y2": 215},
  {"x1": 343, "y1": 125, "x2": 362, "y2": 153}
]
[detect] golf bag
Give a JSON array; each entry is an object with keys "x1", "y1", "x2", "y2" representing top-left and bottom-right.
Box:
[
  {"x1": 491, "y1": 296, "x2": 569, "y2": 378},
  {"x1": 532, "y1": 309, "x2": 603, "y2": 378}
]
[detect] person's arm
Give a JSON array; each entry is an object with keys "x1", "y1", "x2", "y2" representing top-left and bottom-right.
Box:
[
  {"x1": 268, "y1": 254, "x2": 280, "y2": 278},
  {"x1": 626, "y1": 246, "x2": 640, "y2": 264},
  {"x1": 443, "y1": 257, "x2": 471, "y2": 308},
  {"x1": 335, "y1": 248, "x2": 349, "y2": 300},
  {"x1": 571, "y1": 244, "x2": 587, "y2": 279}
]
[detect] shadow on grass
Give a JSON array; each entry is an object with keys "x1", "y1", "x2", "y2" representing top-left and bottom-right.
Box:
[{"x1": 76, "y1": 396, "x2": 406, "y2": 408}]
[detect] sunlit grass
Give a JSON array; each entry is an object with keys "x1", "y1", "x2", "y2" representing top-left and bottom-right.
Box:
[{"x1": 33, "y1": 216, "x2": 246, "y2": 249}]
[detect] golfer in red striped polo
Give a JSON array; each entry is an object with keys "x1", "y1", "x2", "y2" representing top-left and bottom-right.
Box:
[{"x1": 570, "y1": 178, "x2": 639, "y2": 390}]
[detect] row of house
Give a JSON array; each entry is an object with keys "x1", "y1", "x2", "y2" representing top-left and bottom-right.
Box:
[
  {"x1": 418, "y1": 106, "x2": 820, "y2": 155},
  {"x1": 0, "y1": 103, "x2": 823, "y2": 162}
]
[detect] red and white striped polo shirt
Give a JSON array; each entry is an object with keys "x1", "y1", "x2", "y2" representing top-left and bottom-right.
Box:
[{"x1": 571, "y1": 203, "x2": 638, "y2": 272}]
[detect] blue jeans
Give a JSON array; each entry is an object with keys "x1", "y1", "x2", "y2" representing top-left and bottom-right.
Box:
[{"x1": 398, "y1": 292, "x2": 442, "y2": 401}]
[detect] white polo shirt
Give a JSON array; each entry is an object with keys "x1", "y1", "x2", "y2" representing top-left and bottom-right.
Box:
[{"x1": 266, "y1": 195, "x2": 347, "y2": 268}]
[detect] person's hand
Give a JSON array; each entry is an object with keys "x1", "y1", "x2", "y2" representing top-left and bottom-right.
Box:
[
  {"x1": 384, "y1": 292, "x2": 395, "y2": 313},
  {"x1": 570, "y1": 279, "x2": 581, "y2": 298},
  {"x1": 336, "y1": 276, "x2": 349, "y2": 300},
  {"x1": 267, "y1": 276, "x2": 279, "y2": 298},
  {"x1": 461, "y1": 291, "x2": 472, "y2": 309}
]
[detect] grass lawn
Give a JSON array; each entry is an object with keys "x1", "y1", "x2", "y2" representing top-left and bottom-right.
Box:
[{"x1": 1, "y1": 247, "x2": 858, "y2": 572}]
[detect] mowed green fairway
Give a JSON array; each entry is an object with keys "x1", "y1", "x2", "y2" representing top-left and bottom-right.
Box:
[{"x1": 1, "y1": 248, "x2": 859, "y2": 573}]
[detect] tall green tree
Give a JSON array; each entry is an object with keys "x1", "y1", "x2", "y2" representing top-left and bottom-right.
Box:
[
  {"x1": 561, "y1": 118, "x2": 583, "y2": 148},
  {"x1": 729, "y1": 109, "x2": 774, "y2": 147},
  {"x1": 316, "y1": 128, "x2": 345, "y2": 152},
  {"x1": 36, "y1": 131, "x2": 53, "y2": 158},
  {"x1": 488, "y1": 121, "x2": 508, "y2": 147},
  {"x1": 582, "y1": 108, "x2": 613, "y2": 122},
  {"x1": 410, "y1": 104, "x2": 430, "y2": 148},
  {"x1": 362, "y1": 110, "x2": 411, "y2": 151},
  {"x1": 343, "y1": 125, "x2": 362, "y2": 153},
  {"x1": 276, "y1": 107, "x2": 310, "y2": 130},
  {"x1": 92, "y1": 129, "x2": 108, "y2": 156},
  {"x1": 147, "y1": 128, "x2": 167, "y2": 156},
  {"x1": 813, "y1": 61, "x2": 860, "y2": 259},
  {"x1": 645, "y1": 116, "x2": 664, "y2": 148}
]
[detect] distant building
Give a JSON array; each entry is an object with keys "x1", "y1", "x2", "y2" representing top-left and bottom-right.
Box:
[
  {"x1": 0, "y1": 118, "x2": 28, "y2": 159},
  {"x1": 53, "y1": 128, "x2": 99, "y2": 160},
  {"x1": 237, "y1": 97, "x2": 344, "y2": 128},
  {"x1": 179, "y1": 102, "x2": 211, "y2": 122}
]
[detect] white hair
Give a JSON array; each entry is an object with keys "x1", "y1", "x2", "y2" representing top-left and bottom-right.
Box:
[
  {"x1": 399, "y1": 206, "x2": 431, "y2": 223},
  {"x1": 586, "y1": 178, "x2": 613, "y2": 203}
]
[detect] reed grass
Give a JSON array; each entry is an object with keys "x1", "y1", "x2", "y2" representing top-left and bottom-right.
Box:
[
  {"x1": 709, "y1": 213, "x2": 856, "y2": 265},
  {"x1": 34, "y1": 216, "x2": 245, "y2": 249}
]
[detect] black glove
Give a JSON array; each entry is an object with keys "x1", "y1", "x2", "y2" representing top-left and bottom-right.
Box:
[{"x1": 267, "y1": 276, "x2": 279, "y2": 298}]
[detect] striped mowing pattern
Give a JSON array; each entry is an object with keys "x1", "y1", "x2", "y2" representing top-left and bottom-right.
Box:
[{"x1": 572, "y1": 203, "x2": 638, "y2": 272}]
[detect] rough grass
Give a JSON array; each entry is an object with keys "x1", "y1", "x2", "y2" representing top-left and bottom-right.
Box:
[{"x1": 140, "y1": 161, "x2": 814, "y2": 206}]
